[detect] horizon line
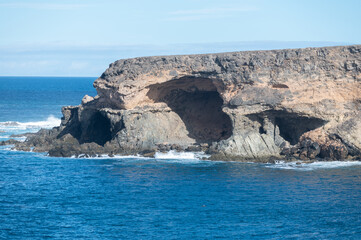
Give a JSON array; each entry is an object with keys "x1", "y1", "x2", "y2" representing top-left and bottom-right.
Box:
[{"x1": 0, "y1": 75, "x2": 98, "y2": 78}]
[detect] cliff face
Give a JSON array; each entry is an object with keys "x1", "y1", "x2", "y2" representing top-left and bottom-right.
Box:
[{"x1": 12, "y1": 45, "x2": 361, "y2": 160}]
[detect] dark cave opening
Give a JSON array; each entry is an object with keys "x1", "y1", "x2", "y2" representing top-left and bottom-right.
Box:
[
  {"x1": 147, "y1": 77, "x2": 233, "y2": 143},
  {"x1": 80, "y1": 112, "x2": 112, "y2": 146},
  {"x1": 275, "y1": 115, "x2": 327, "y2": 145},
  {"x1": 246, "y1": 111, "x2": 327, "y2": 145}
]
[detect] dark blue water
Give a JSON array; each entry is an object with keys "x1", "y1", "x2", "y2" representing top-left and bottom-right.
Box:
[
  {"x1": 1, "y1": 77, "x2": 361, "y2": 239},
  {"x1": 0, "y1": 76, "x2": 97, "y2": 122}
]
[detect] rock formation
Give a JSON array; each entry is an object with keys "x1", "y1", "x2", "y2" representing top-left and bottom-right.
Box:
[{"x1": 6, "y1": 45, "x2": 361, "y2": 161}]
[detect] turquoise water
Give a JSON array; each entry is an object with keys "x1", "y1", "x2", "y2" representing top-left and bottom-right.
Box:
[{"x1": 1, "y1": 77, "x2": 361, "y2": 239}]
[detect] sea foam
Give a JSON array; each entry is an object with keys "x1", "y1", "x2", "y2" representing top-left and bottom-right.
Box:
[
  {"x1": 154, "y1": 150, "x2": 209, "y2": 160},
  {"x1": 0, "y1": 115, "x2": 61, "y2": 131},
  {"x1": 266, "y1": 160, "x2": 361, "y2": 171}
]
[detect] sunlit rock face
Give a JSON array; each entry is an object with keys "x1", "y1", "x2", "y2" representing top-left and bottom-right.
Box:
[{"x1": 11, "y1": 45, "x2": 361, "y2": 161}]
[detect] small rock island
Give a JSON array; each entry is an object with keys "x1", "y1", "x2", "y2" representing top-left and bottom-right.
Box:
[{"x1": 6, "y1": 45, "x2": 361, "y2": 161}]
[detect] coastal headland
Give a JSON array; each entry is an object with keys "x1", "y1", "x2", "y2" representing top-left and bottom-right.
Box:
[{"x1": 3, "y1": 45, "x2": 361, "y2": 161}]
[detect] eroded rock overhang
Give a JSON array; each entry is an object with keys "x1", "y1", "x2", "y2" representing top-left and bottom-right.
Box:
[{"x1": 10, "y1": 45, "x2": 361, "y2": 160}]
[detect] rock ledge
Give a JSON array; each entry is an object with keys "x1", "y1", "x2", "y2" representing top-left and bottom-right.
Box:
[{"x1": 4, "y1": 45, "x2": 361, "y2": 161}]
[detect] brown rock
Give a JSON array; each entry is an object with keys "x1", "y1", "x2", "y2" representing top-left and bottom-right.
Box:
[{"x1": 13, "y1": 45, "x2": 361, "y2": 161}]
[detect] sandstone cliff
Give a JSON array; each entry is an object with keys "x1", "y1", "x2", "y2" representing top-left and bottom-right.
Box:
[{"x1": 7, "y1": 45, "x2": 361, "y2": 161}]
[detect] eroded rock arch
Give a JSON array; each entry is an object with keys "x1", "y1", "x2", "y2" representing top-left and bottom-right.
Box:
[{"x1": 147, "y1": 77, "x2": 233, "y2": 143}]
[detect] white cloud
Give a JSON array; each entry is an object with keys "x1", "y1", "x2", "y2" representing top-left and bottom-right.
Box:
[{"x1": 168, "y1": 6, "x2": 258, "y2": 21}]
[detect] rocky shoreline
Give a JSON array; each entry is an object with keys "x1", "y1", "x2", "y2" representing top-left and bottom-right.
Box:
[{"x1": 1, "y1": 45, "x2": 361, "y2": 162}]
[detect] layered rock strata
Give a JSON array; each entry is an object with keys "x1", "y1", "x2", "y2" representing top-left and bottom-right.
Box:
[{"x1": 6, "y1": 45, "x2": 361, "y2": 161}]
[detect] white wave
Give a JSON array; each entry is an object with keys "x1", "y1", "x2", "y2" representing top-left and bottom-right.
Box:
[
  {"x1": 66, "y1": 153, "x2": 213, "y2": 165},
  {"x1": 0, "y1": 145, "x2": 14, "y2": 151},
  {"x1": 69, "y1": 151, "x2": 210, "y2": 160},
  {"x1": 67, "y1": 154, "x2": 148, "y2": 159},
  {"x1": 65, "y1": 151, "x2": 212, "y2": 165},
  {"x1": 0, "y1": 135, "x2": 26, "y2": 141},
  {"x1": 266, "y1": 160, "x2": 361, "y2": 171},
  {"x1": 0, "y1": 121, "x2": 19, "y2": 126},
  {"x1": 154, "y1": 150, "x2": 209, "y2": 160},
  {"x1": 0, "y1": 115, "x2": 61, "y2": 131},
  {"x1": 14, "y1": 136, "x2": 27, "y2": 142}
]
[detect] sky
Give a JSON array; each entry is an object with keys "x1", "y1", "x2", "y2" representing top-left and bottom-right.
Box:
[{"x1": 0, "y1": 0, "x2": 360, "y2": 76}]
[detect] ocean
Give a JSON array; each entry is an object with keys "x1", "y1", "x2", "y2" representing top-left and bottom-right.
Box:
[{"x1": 1, "y1": 76, "x2": 361, "y2": 239}]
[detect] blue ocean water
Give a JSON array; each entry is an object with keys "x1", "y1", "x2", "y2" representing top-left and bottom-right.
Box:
[
  {"x1": 0, "y1": 76, "x2": 97, "y2": 122},
  {"x1": 1, "y1": 77, "x2": 361, "y2": 239},
  {"x1": 0, "y1": 76, "x2": 97, "y2": 140}
]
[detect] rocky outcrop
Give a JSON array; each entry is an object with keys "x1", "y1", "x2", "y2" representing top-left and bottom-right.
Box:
[{"x1": 6, "y1": 45, "x2": 361, "y2": 161}]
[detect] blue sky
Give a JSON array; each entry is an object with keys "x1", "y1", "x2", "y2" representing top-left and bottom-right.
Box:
[{"x1": 0, "y1": 0, "x2": 360, "y2": 76}]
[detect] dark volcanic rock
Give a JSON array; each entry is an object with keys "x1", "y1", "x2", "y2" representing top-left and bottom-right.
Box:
[
  {"x1": 10, "y1": 132, "x2": 37, "y2": 138},
  {"x1": 4, "y1": 45, "x2": 361, "y2": 161},
  {"x1": 0, "y1": 139, "x2": 20, "y2": 146}
]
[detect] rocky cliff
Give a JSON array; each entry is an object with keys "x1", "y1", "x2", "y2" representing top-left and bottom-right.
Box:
[{"x1": 7, "y1": 45, "x2": 361, "y2": 161}]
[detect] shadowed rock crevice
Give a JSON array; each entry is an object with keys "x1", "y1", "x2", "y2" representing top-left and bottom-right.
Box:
[
  {"x1": 147, "y1": 78, "x2": 233, "y2": 143},
  {"x1": 57, "y1": 109, "x2": 114, "y2": 147},
  {"x1": 57, "y1": 107, "x2": 81, "y2": 140},
  {"x1": 247, "y1": 111, "x2": 328, "y2": 145},
  {"x1": 79, "y1": 112, "x2": 112, "y2": 146},
  {"x1": 274, "y1": 113, "x2": 327, "y2": 145}
]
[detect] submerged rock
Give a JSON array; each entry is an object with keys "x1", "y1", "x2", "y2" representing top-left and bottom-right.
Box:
[{"x1": 3, "y1": 45, "x2": 361, "y2": 161}]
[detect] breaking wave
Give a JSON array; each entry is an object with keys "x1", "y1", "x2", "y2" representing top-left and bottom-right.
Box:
[
  {"x1": 266, "y1": 160, "x2": 361, "y2": 171},
  {"x1": 68, "y1": 150, "x2": 210, "y2": 161},
  {"x1": 0, "y1": 115, "x2": 61, "y2": 132},
  {"x1": 65, "y1": 150, "x2": 214, "y2": 165},
  {"x1": 69, "y1": 154, "x2": 146, "y2": 159},
  {"x1": 154, "y1": 150, "x2": 210, "y2": 160}
]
